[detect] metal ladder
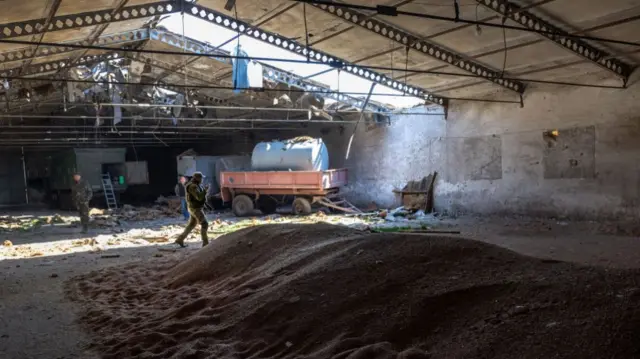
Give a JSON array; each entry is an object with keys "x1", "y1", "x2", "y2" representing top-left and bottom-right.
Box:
[{"x1": 101, "y1": 173, "x2": 118, "y2": 210}]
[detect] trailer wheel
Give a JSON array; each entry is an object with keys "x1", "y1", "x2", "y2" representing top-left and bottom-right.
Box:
[
  {"x1": 232, "y1": 195, "x2": 254, "y2": 217},
  {"x1": 257, "y1": 197, "x2": 278, "y2": 215},
  {"x1": 292, "y1": 197, "x2": 312, "y2": 216}
]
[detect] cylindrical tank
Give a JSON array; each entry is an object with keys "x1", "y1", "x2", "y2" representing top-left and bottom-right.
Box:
[{"x1": 251, "y1": 137, "x2": 329, "y2": 171}]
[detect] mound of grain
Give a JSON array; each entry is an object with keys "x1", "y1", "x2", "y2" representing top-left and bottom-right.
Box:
[{"x1": 67, "y1": 223, "x2": 640, "y2": 359}]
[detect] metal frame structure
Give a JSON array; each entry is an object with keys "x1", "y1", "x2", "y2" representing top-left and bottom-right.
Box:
[
  {"x1": 68, "y1": 0, "x2": 133, "y2": 68},
  {"x1": 0, "y1": 0, "x2": 448, "y2": 106},
  {"x1": 186, "y1": 2, "x2": 448, "y2": 107},
  {"x1": 0, "y1": 52, "x2": 123, "y2": 105},
  {"x1": 0, "y1": 52, "x2": 122, "y2": 78},
  {"x1": 307, "y1": 2, "x2": 526, "y2": 94},
  {"x1": 18, "y1": 0, "x2": 62, "y2": 73},
  {"x1": 150, "y1": 29, "x2": 392, "y2": 112},
  {"x1": 476, "y1": 0, "x2": 635, "y2": 81},
  {"x1": 0, "y1": 29, "x2": 149, "y2": 67},
  {"x1": 0, "y1": 1, "x2": 176, "y2": 40}
]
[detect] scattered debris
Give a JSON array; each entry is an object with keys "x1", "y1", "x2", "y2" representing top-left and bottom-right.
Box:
[
  {"x1": 100, "y1": 254, "x2": 120, "y2": 259},
  {"x1": 50, "y1": 273, "x2": 59, "y2": 278},
  {"x1": 143, "y1": 236, "x2": 170, "y2": 243},
  {"x1": 89, "y1": 208, "x2": 105, "y2": 216},
  {"x1": 0, "y1": 213, "x2": 75, "y2": 233},
  {"x1": 3, "y1": 240, "x2": 12, "y2": 247},
  {"x1": 155, "y1": 196, "x2": 169, "y2": 205}
]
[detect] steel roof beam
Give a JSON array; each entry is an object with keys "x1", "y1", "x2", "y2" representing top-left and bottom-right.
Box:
[
  {"x1": 19, "y1": 0, "x2": 62, "y2": 73},
  {"x1": 0, "y1": 1, "x2": 177, "y2": 40},
  {"x1": 66, "y1": 0, "x2": 133, "y2": 73},
  {"x1": 187, "y1": 3, "x2": 448, "y2": 107},
  {"x1": 475, "y1": 0, "x2": 635, "y2": 81},
  {"x1": 306, "y1": 2, "x2": 525, "y2": 94},
  {"x1": 0, "y1": 29, "x2": 149, "y2": 67}
]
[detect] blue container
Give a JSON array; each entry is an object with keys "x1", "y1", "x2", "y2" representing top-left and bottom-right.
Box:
[{"x1": 251, "y1": 137, "x2": 329, "y2": 171}]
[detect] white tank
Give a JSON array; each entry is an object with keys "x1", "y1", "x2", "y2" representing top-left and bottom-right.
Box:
[{"x1": 251, "y1": 137, "x2": 329, "y2": 171}]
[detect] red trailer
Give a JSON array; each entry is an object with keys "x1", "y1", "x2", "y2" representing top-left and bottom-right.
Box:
[{"x1": 219, "y1": 168, "x2": 360, "y2": 216}]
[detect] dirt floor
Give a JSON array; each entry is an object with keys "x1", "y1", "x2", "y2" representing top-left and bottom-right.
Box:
[{"x1": 1, "y1": 209, "x2": 640, "y2": 358}]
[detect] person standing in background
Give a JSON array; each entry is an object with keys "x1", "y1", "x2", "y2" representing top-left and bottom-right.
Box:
[
  {"x1": 175, "y1": 175, "x2": 189, "y2": 220},
  {"x1": 71, "y1": 172, "x2": 93, "y2": 234}
]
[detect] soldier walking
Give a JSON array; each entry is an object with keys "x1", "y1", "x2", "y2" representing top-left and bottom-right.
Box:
[
  {"x1": 174, "y1": 172, "x2": 209, "y2": 248},
  {"x1": 72, "y1": 172, "x2": 93, "y2": 233}
]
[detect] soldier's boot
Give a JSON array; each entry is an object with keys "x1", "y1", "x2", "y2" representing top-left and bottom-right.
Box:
[
  {"x1": 174, "y1": 236, "x2": 187, "y2": 248},
  {"x1": 201, "y1": 222, "x2": 209, "y2": 247},
  {"x1": 175, "y1": 216, "x2": 196, "y2": 248}
]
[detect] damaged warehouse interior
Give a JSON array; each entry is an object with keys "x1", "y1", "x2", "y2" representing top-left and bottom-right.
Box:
[{"x1": 1, "y1": 0, "x2": 640, "y2": 358}]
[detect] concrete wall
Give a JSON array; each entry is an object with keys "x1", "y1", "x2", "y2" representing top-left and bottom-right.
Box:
[
  {"x1": 320, "y1": 106, "x2": 447, "y2": 209},
  {"x1": 442, "y1": 82, "x2": 640, "y2": 220},
  {"x1": 321, "y1": 82, "x2": 640, "y2": 220}
]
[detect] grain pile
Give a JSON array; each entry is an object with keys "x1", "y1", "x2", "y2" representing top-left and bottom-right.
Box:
[{"x1": 66, "y1": 223, "x2": 640, "y2": 359}]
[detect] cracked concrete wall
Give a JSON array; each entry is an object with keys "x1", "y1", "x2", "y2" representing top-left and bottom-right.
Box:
[{"x1": 320, "y1": 81, "x2": 640, "y2": 220}]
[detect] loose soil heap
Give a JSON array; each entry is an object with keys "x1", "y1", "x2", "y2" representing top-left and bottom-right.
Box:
[{"x1": 66, "y1": 223, "x2": 640, "y2": 359}]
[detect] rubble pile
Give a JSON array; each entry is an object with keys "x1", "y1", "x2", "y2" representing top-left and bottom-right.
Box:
[
  {"x1": 91, "y1": 203, "x2": 179, "y2": 228},
  {"x1": 0, "y1": 214, "x2": 71, "y2": 232}
]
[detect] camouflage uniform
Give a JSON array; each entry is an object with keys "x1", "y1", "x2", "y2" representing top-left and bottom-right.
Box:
[
  {"x1": 71, "y1": 179, "x2": 93, "y2": 233},
  {"x1": 174, "y1": 174, "x2": 209, "y2": 247}
]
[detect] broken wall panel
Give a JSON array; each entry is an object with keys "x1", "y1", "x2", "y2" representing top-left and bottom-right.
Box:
[{"x1": 542, "y1": 126, "x2": 596, "y2": 179}]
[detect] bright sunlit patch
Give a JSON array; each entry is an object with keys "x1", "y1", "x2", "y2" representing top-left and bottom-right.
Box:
[{"x1": 159, "y1": 14, "x2": 425, "y2": 109}]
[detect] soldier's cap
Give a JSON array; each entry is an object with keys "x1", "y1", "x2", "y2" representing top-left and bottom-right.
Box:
[{"x1": 192, "y1": 172, "x2": 205, "y2": 179}]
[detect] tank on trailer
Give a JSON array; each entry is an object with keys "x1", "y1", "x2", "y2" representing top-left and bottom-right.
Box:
[
  {"x1": 220, "y1": 137, "x2": 359, "y2": 216},
  {"x1": 251, "y1": 137, "x2": 329, "y2": 172},
  {"x1": 177, "y1": 151, "x2": 251, "y2": 193}
]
